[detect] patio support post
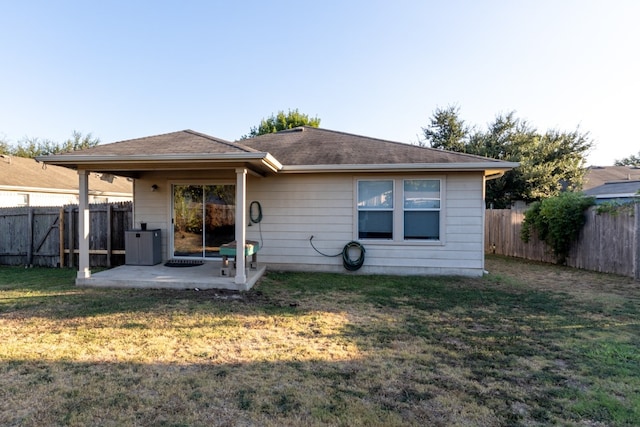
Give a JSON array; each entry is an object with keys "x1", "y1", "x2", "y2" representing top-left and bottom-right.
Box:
[
  {"x1": 234, "y1": 167, "x2": 247, "y2": 286},
  {"x1": 77, "y1": 169, "x2": 91, "y2": 279}
]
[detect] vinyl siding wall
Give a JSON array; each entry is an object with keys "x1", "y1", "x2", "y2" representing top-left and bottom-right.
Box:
[
  {"x1": 247, "y1": 172, "x2": 486, "y2": 277},
  {"x1": 133, "y1": 170, "x2": 238, "y2": 260},
  {"x1": 133, "y1": 170, "x2": 486, "y2": 276}
]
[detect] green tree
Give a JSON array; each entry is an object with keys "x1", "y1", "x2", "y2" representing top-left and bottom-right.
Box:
[
  {"x1": 242, "y1": 108, "x2": 321, "y2": 139},
  {"x1": 614, "y1": 151, "x2": 640, "y2": 166},
  {"x1": 421, "y1": 105, "x2": 470, "y2": 151},
  {"x1": 0, "y1": 138, "x2": 10, "y2": 155},
  {"x1": 422, "y1": 107, "x2": 593, "y2": 208},
  {"x1": 3, "y1": 131, "x2": 100, "y2": 158},
  {"x1": 57, "y1": 130, "x2": 100, "y2": 153},
  {"x1": 11, "y1": 137, "x2": 53, "y2": 158}
]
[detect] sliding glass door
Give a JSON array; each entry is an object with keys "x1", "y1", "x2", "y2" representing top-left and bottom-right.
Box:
[{"x1": 172, "y1": 184, "x2": 235, "y2": 258}]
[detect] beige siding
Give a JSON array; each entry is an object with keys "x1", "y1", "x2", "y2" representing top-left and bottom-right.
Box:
[
  {"x1": 246, "y1": 174, "x2": 353, "y2": 271},
  {"x1": 133, "y1": 170, "x2": 239, "y2": 260},
  {"x1": 133, "y1": 173, "x2": 173, "y2": 259},
  {"x1": 248, "y1": 172, "x2": 486, "y2": 276},
  {"x1": 132, "y1": 170, "x2": 486, "y2": 275}
]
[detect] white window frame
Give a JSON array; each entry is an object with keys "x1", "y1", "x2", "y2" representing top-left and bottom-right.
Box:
[
  {"x1": 356, "y1": 179, "x2": 395, "y2": 240},
  {"x1": 168, "y1": 180, "x2": 236, "y2": 260},
  {"x1": 17, "y1": 193, "x2": 29, "y2": 207},
  {"x1": 354, "y1": 176, "x2": 445, "y2": 245},
  {"x1": 403, "y1": 178, "x2": 441, "y2": 241}
]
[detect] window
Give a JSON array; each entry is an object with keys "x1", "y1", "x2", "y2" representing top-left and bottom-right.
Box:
[
  {"x1": 357, "y1": 180, "x2": 393, "y2": 239},
  {"x1": 17, "y1": 193, "x2": 29, "y2": 207},
  {"x1": 404, "y1": 179, "x2": 440, "y2": 240},
  {"x1": 356, "y1": 178, "x2": 442, "y2": 241}
]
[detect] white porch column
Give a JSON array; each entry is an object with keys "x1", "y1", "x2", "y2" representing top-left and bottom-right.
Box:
[
  {"x1": 77, "y1": 169, "x2": 91, "y2": 279},
  {"x1": 234, "y1": 167, "x2": 247, "y2": 285}
]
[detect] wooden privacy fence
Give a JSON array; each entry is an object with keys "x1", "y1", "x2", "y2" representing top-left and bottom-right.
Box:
[
  {"x1": 485, "y1": 204, "x2": 640, "y2": 279},
  {"x1": 0, "y1": 202, "x2": 132, "y2": 268}
]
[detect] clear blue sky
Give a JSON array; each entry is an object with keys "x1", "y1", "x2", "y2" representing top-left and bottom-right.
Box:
[{"x1": 1, "y1": 0, "x2": 638, "y2": 165}]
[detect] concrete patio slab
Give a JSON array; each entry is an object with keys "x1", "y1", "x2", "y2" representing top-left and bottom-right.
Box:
[{"x1": 75, "y1": 261, "x2": 266, "y2": 291}]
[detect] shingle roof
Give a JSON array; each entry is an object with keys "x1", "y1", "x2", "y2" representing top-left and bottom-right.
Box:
[
  {"x1": 584, "y1": 166, "x2": 640, "y2": 190},
  {"x1": 39, "y1": 126, "x2": 517, "y2": 176},
  {"x1": 0, "y1": 155, "x2": 132, "y2": 193},
  {"x1": 240, "y1": 126, "x2": 505, "y2": 166},
  {"x1": 583, "y1": 180, "x2": 640, "y2": 197},
  {"x1": 60, "y1": 129, "x2": 258, "y2": 156}
]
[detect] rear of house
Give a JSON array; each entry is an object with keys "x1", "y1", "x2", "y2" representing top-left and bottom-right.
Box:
[{"x1": 39, "y1": 126, "x2": 517, "y2": 287}]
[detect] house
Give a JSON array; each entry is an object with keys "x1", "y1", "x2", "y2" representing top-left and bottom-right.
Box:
[
  {"x1": 582, "y1": 166, "x2": 640, "y2": 204},
  {"x1": 0, "y1": 154, "x2": 132, "y2": 207},
  {"x1": 583, "y1": 180, "x2": 640, "y2": 204},
  {"x1": 38, "y1": 127, "x2": 518, "y2": 289},
  {"x1": 583, "y1": 165, "x2": 640, "y2": 190}
]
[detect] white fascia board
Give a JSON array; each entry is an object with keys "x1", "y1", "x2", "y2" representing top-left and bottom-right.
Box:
[
  {"x1": 262, "y1": 153, "x2": 283, "y2": 172},
  {"x1": 38, "y1": 152, "x2": 273, "y2": 163},
  {"x1": 279, "y1": 162, "x2": 520, "y2": 174},
  {"x1": 594, "y1": 193, "x2": 640, "y2": 199}
]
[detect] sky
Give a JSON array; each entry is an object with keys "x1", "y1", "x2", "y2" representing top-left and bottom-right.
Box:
[{"x1": 1, "y1": 0, "x2": 638, "y2": 166}]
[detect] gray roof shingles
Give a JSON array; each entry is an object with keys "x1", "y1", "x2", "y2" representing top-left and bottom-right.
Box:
[
  {"x1": 43, "y1": 126, "x2": 514, "y2": 171},
  {"x1": 583, "y1": 180, "x2": 640, "y2": 197},
  {"x1": 240, "y1": 126, "x2": 504, "y2": 165},
  {"x1": 584, "y1": 166, "x2": 640, "y2": 190},
  {"x1": 61, "y1": 130, "x2": 258, "y2": 156}
]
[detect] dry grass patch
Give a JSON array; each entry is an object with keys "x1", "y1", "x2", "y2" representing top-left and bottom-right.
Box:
[{"x1": 1, "y1": 257, "x2": 639, "y2": 426}]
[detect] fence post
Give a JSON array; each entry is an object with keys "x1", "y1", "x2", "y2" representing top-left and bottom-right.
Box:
[
  {"x1": 67, "y1": 207, "x2": 74, "y2": 268},
  {"x1": 26, "y1": 208, "x2": 34, "y2": 266},
  {"x1": 106, "y1": 204, "x2": 112, "y2": 268},
  {"x1": 636, "y1": 203, "x2": 640, "y2": 281},
  {"x1": 59, "y1": 208, "x2": 65, "y2": 268}
]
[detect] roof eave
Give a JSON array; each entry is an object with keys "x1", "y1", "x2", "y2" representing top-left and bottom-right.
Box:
[
  {"x1": 279, "y1": 162, "x2": 519, "y2": 175},
  {"x1": 37, "y1": 152, "x2": 273, "y2": 163},
  {"x1": 37, "y1": 152, "x2": 283, "y2": 174}
]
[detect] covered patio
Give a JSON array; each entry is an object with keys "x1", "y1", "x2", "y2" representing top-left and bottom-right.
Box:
[
  {"x1": 77, "y1": 261, "x2": 266, "y2": 291},
  {"x1": 38, "y1": 130, "x2": 281, "y2": 291}
]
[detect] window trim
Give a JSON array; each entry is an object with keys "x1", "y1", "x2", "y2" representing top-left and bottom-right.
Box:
[
  {"x1": 17, "y1": 193, "x2": 29, "y2": 207},
  {"x1": 357, "y1": 179, "x2": 395, "y2": 240},
  {"x1": 403, "y1": 178, "x2": 441, "y2": 241},
  {"x1": 354, "y1": 176, "x2": 445, "y2": 245}
]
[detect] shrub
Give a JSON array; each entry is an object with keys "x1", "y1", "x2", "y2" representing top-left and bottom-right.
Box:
[{"x1": 521, "y1": 192, "x2": 595, "y2": 264}]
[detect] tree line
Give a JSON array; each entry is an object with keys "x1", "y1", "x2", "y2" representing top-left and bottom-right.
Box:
[
  {"x1": 3, "y1": 107, "x2": 638, "y2": 209},
  {"x1": 0, "y1": 131, "x2": 100, "y2": 158}
]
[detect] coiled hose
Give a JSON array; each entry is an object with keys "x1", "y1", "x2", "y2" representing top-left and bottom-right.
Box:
[{"x1": 309, "y1": 236, "x2": 366, "y2": 271}]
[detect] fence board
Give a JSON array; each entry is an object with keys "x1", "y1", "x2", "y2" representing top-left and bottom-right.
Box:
[
  {"x1": 486, "y1": 205, "x2": 639, "y2": 278},
  {"x1": 0, "y1": 202, "x2": 132, "y2": 267}
]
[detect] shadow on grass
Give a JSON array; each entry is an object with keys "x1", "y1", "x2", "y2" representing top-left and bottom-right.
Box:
[{"x1": 2, "y1": 266, "x2": 640, "y2": 425}]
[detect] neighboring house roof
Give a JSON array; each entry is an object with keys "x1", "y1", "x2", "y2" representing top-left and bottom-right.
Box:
[
  {"x1": 584, "y1": 166, "x2": 640, "y2": 190},
  {"x1": 38, "y1": 127, "x2": 518, "y2": 177},
  {"x1": 0, "y1": 154, "x2": 132, "y2": 195},
  {"x1": 583, "y1": 180, "x2": 640, "y2": 199}
]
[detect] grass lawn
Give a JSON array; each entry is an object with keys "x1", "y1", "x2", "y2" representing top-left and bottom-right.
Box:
[{"x1": 1, "y1": 256, "x2": 639, "y2": 426}]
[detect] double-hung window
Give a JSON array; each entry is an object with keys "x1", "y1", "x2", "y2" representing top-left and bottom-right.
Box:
[
  {"x1": 357, "y1": 178, "x2": 442, "y2": 241},
  {"x1": 403, "y1": 179, "x2": 440, "y2": 240},
  {"x1": 357, "y1": 180, "x2": 394, "y2": 239}
]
